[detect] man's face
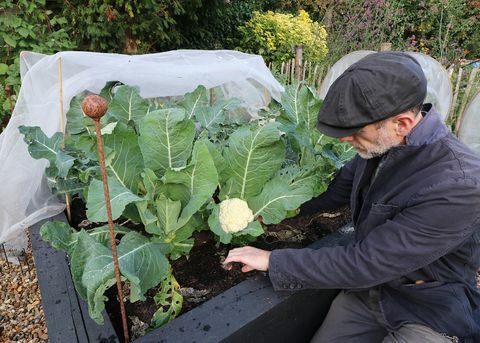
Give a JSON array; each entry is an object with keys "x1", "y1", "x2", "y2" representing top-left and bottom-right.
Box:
[{"x1": 339, "y1": 118, "x2": 401, "y2": 159}]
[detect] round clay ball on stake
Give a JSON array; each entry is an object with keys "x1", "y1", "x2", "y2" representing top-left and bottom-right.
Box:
[{"x1": 81, "y1": 94, "x2": 108, "y2": 119}]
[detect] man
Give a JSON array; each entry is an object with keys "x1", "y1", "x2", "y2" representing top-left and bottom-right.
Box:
[{"x1": 224, "y1": 52, "x2": 480, "y2": 342}]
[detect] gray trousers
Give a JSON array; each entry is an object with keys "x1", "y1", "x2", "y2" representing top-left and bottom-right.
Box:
[{"x1": 311, "y1": 289, "x2": 453, "y2": 343}]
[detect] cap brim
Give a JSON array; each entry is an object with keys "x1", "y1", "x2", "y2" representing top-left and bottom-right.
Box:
[{"x1": 316, "y1": 120, "x2": 362, "y2": 138}]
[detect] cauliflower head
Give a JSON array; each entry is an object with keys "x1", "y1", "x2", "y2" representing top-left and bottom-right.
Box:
[{"x1": 218, "y1": 198, "x2": 254, "y2": 233}]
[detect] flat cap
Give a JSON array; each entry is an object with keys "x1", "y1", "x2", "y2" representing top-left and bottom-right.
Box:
[{"x1": 316, "y1": 51, "x2": 427, "y2": 138}]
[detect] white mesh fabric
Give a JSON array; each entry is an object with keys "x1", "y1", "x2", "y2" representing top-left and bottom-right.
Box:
[
  {"x1": 0, "y1": 50, "x2": 284, "y2": 247},
  {"x1": 407, "y1": 52, "x2": 452, "y2": 121},
  {"x1": 318, "y1": 50, "x2": 375, "y2": 99},
  {"x1": 458, "y1": 92, "x2": 480, "y2": 153}
]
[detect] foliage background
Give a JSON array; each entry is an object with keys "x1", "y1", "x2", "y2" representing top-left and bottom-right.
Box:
[{"x1": 1, "y1": 0, "x2": 479, "y2": 130}]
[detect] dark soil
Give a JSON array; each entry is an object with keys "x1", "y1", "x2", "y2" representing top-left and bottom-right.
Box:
[{"x1": 69, "y1": 198, "x2": 351, "y2": 340}]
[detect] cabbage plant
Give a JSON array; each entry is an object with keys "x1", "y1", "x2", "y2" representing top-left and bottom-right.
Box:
[{"x1": 19, "y1": 82, "x2": 354, "y2": 328}]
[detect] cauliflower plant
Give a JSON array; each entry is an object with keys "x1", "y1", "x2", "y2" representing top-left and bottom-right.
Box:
[{"x1": 218, "y1": 198, "x2": 254, "y2": 233}]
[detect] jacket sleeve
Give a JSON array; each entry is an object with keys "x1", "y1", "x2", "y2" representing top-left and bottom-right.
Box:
[
  {"x1": 268, "y1": 177, "x2": 480, "y2": 291},
  {"x1": 299, "y1": 155, "x2": 359, "y2": 216}
]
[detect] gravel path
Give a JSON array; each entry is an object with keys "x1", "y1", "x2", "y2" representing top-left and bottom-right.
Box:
[{"x1": 0, "y1": 242, "x2": 48, "y2": 343}]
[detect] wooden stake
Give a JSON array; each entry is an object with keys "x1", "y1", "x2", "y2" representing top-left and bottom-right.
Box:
[
  {"x1": 455, "y1": 67, "x2": 478, "y2": 134},
  {"x1": 263, "y1": 87, "x2": 269, "y2": 110},
  {"x1": 294, "y1": 44, "x2": 304, "y2": 81},
  {"x1": 82, "y1": 95, "x2": 130, "y2": 343},
  {"x1": 57, "y1": 57, "x2": 71, "y2": 223},
  {"x1": 449, "y1": 67, "x2": 463, "y2": 122},
  {"x1": 306, "y1": 61, "x2": 312, "y2": 81},
  {"x1": 209, "y1": 88, "x2": 215, "y2": 106},
  {"x1": 290, "y1": 58, "x2": 295, "y2": 83},
  {"x1": 312, "y1": 64, "x2": 319, "y2": 87}
]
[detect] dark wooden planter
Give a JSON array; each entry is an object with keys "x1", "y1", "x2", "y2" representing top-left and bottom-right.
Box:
[{"x1": 30, "y1": 213, "x2": 354, "y2": 343}]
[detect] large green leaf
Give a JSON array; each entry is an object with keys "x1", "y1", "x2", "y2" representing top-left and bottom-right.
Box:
[
  {"x1": 40, "y1": 221, "x2": 76, "y2": 254},
  {"x1": 221, "y1": 123, "x2": 285, "y2": 199},
  {"x1": 107, "y1": 85, "x2": 149, "y2": 124},
  {"x1": 103, "y1": 123, "x2": 143, "y2": 192},
  {"x1": 280, "y1": 82, "x2": 303, "y2": 125},
  {"x1": 163, "y1": 140, "x2": 218, "y2": 222},
  {"x1": 66, "y1": 92, "x2": 89, "y2": 135},
  {"x1": 117, "y1": 232, "x2": 169, "y2": 302},
  {"x1": 280, "y1": 83, "x2": 322, "y2": 130},
  {"x1": 178, "y1": 85, "x2": 208, "y2": 120},
  {"x1": 72, "y1": 231, "x2": 169, "y2": 323},
  {"x1": 204, "y1": 140, "x2": 226, "y2": 178},
  {"x1": 249, "y1": 173, "x2": 314, "y2": 225},
  {"x1": 86, "y1": 178, "x2": 141, "y2": 222},
  {"x1": 19, "y1": 126, "x2": 74, "y2": 177},
  {"x1": 138, "y1": 109, "x2": 196, "y2": 173},
  {"x1": 141, "y1": 168, "x2": 162, "y2": 201},
  {"x1": 40, "y1": 221, "x2": 131, "y2": 255},
  {"x1": 196, "y1": 98, "x2": 241, "y2": 133},
  {"x1": 154, "y1": 195, "x2": 182, "y2": 235}
]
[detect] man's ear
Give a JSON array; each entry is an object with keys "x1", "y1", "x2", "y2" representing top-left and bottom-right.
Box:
[{"x1": 393, "y1": 113, "x2": 416, "y2": 136}]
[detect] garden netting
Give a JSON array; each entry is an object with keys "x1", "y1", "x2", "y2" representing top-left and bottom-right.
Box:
[
  {"x1": 0, "y1": 50, "x2": 284, "y2": 250},
  {"x1": 318, "y1": 50, "x2": 453, "y2": 121},
  {"x1": 458, "y1": 91, "x2": 480, "y2": 153}
]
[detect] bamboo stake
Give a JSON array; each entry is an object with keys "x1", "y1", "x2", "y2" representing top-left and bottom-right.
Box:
[
  {"x1": 307, "y1": 61, "x2": 312, "y2": 81},
  {"x1": 82, "y1": 95, "x2": 130, "y2": 343},
  {"x1": 1, "y1": 244, "x2": 9, "y2": 271},
  {"x1": 209, "y1": 87, "x2": 215, "y2": 106},
  {"x1": 447, "y1": 65, "x2": 455, "y2": 80},
  {"x1": 285, "y1": 62, "x2": 290, "y2": 83},
  {"x1": 312, "y1": 64, "x2": 319, "y2": 87},
  {"x1": 290, "y1": 58, "x2": 295, "y2": 83},
  {"x1": 57, "y1": 58, "x2": 72, "y2": 223},
  {"x1": 263, "y1": 87, "x2": 270, "y2": 110},
  {"x1": 317, "y1": 66, "x2": 325, "y2": 89},
  {"x1": 455, "y1": 67, "x2": 478, "y2": 134},
  {"x1": 281, "y1": 61, "x2": 285, "y2": 75},
  {"x1": 449, "y1": 67, "x2": 463, "y2": 121}
]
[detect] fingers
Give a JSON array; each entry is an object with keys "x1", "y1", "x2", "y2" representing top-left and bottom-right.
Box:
[
  {"x1": 223, "y1": 246, "x2": 271, "y2": 272},
  {"x1": 241, "y1": 265, "x2": 254, "y2": 273}
]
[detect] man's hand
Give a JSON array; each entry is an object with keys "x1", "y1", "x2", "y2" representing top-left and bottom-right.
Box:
[{"x1": 223, "y1": 246, "x2": 271, "y2": 272}]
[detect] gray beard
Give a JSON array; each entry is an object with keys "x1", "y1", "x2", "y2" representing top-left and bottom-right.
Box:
[{"x1": 356, "y1": 127, "x2": 400, "y2": 159}]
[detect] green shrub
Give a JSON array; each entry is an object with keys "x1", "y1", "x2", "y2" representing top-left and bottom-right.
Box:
[
  {"x1": 0, "y1": 0, "x2": 75, "y2": 130},
  {"x1": 239, "y1": 10, "x2": 328, "y2": 63}
]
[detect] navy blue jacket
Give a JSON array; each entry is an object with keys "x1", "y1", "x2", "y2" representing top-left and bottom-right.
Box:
[{"x1": 268, "y1": 105, "x2": 480, "y2": 339}]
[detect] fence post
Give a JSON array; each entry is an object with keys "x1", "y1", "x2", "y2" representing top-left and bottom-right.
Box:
[
  {"x1": 455, "y1": 67, "x2": 478, "y2": 134},
  {"x1": 294, "y1": 44, "x2": 304, "y2": 81},
  {"x1": 449, "y1": 67, "x2": 464, "y2": 121}
]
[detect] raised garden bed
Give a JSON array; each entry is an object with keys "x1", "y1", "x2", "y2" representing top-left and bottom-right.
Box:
[{"x1": 30, "y1": 211, "x2": 354, "y2": 343}]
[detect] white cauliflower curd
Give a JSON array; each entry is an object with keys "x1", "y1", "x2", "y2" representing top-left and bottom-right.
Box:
[{"x1": 218, "y1": 198, "x2": 254, "y2": 233}]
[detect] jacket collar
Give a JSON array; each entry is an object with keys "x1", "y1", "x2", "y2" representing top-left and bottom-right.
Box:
[{"x1": 405, "y1": 104, "x2": 449, "y2": 146}]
